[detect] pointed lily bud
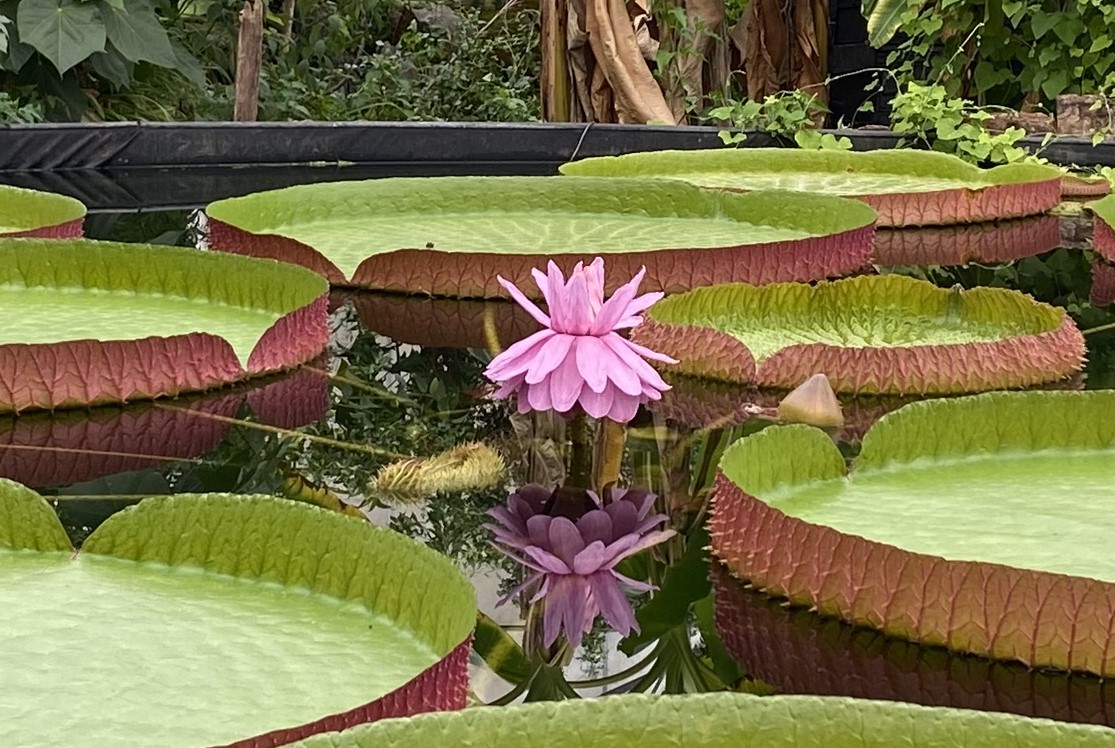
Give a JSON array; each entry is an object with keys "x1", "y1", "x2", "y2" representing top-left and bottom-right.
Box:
[{"x1": 777, "y1": 373, "x2": 844, "y2": 429}]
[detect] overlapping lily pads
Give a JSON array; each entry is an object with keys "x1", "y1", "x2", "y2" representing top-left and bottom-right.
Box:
[
  {"x1": 1094, "y1": 195, "x2": 1115, "y2": 262},
  {"x1": 872, "y1": 215, "x2": 1061, "y2": 266},
  {"x1": 712, "y1": 565, "x2": 1115, "y2": 729},
  {"x1": 0, "y1": 486, "x2": 475, "y2": 747},
  {"x1": 285, "y1": 692, "x2": 1115, "y2": 747},
  {"x1": 0, "y1": 367, "x2": 327, "y2": 489},
  {"x1": 0, "y1": 185, "x2": 86, "y2": 238},
  {"x1": 710, "y1": 390, "x2": 1115, "y2": 677},
  {"x1": 0, "y1": 239, "x2": 329, "y2": 412},
  {"x1": 205, "y1": 177, "x2": 877, "y2": 297},
  {"x1": 559, "y1": 149, "x2": 1063, "y2": 227},
  {"x1": 630, "y1": 274, "x2": 1084, "y2": 394}
]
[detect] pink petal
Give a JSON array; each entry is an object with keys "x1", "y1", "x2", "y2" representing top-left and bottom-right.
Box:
[
  {"x1": 496, "y1": 571, "x2": 544, "y2": 606},
  {"x1": 606, "y1": 393, "x2": 642, "y2": 423},
  {"x1": 604, "y1": 500, "x2": 638, "y2": 536},
  {"x1": 613, "y1": 291, "x2": 665, "y2": 329},
  {"x1": 595, "y1": 336, "x2": 642, "y2": 396},
  {"x1": 531, "y1": 267, "x2": 551, "y2": 305},
  {"x1": 543, "y1": 574, "x2": 592, "y2": 649},
  {"x1": 588, "y1": 571, "x2": 638, "y2": 636},
  {"x1": 576, "y1": 509, "x2": 614, "y2": 546},
  {"x1": 585, "y1": 257, "x2": 605, "y2": 316},
  {"x1": 525, "y1": 333, "x2": 575, "y2": 385},
  {"x1": 548, "y1": 516, "x2": 586, "y2": 567},
  {"x1": 572, "y1": 539, "x2": 609, "y2": 575},
  {"x1": 498, "y1": 275, "x2": 551, "y2": 327},
  {"x1": 577, "y1": 384, "x2": 615, "y2": 420},
  {"x1": 560, "y1": 269, "x2": 593, "y2": 335},
  {"x1": 605, "y1": 529, "x2": 676, "y2": 568},
  {"x1": 602, "y1": 334, "x2": 671, "y2": 392},
  {"x1": 485, "y1": 329, "x2": 556, "y2": 381},
  {"x1": 525, "y1": 381, "x2": 554, "y2": 411},
  {"x1": 574, "y1": 337, "x2": 609, "y2": 393},
  {"x1": 523, "y1": 544, "x2": 571, "y2": 574},
  {"x1": 544, "y1": 261, "x2": 569, "y2": 327},
  {"x1": 526, "y1": 514, "x2": 553, "y2": 547},
  {"x1": 548, "y1": 350, "x2": 585, "y2": 413},
  {"x1": 591, "y1": 266, "x2": 646, "y2": 334},
  {"x1": 624, "y1": 337, "x2": 679, "y2": 365}
]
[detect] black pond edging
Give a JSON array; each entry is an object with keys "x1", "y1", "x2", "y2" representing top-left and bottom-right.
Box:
[{"x1": 0, "y1": 121, "x2": 1113, "y2": 212}]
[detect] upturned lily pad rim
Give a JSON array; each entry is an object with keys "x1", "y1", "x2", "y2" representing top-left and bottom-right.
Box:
[
  {"x1": 0, "y1": 184, "x2": 86, "y2": 234},
  {"x1": 559, "y1": 148, "x2": 1061, "y2": 187},
  {"x1": 711, "y1": 390, "x2": 1115, "y2": 676},
  {"x1": 205, "y1": 175, "x2": 879, "y2": 240},
  {"x1": 0, "y1": 484, "x2": 476, "y2": 746},
  {"x1": 632, "y1": 274, "x2": 1083, "y2": 394},
  {"x1": 285, "y1": 691, "x2": 1115, "y2": 747}
]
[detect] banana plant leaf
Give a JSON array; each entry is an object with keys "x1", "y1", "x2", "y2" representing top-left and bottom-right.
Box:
[
  {"x1": 0, "y1": 185, "x2": 86, "y2": 237},
  {"x1": 711, "y1": 390, "x2": 1115, "y2": 677},
  {"x1": 560, "y1": 149, "x2": 1062, "y2": 227},
  {"x1": 285, "y1": 691, "x2": 1115, "y2": 746},
  {"x1": 0, "y1": 484, "x2": 476, "y2": 747},
  {"x1": 0, "y1": 238, "x2": 329, "y2": 412},
  {"x1": 631, "y1": 274, "x2": 1084, "y2": 394},
  {"x1": 205, "y1": 176, "x2": 877, "y2": 297}
]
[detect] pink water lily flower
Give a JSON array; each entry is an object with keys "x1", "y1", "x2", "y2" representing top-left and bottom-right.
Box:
[
  {"x1": 487, "y1": 484, "x2": 675, "y2": 650},
  {"x1": 484, "y1": 258, "x2": 677, "y2": 423}
]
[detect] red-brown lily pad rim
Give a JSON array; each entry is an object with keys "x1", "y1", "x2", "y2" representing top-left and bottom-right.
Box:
[
  {"x1": 205, "y1": 177, "x2": 877, "y2": 298},
  {"x1": 630, "y1": 274, "x2": 1085, "y2": 395},
  {"x1": 0, "y1": 185, "x2": 86, "y2": 238},
  {"x1": 1093, "y1": 195, "x2": 1115, "y2": 262},
  {"x1": 559, "y1": 149, "x2": 1064, "y2": 227},
  {"x1": 1, "y1": 487, "x2": 476, "y2": 746},
  {"x1": 710, "y1": 390, "x2": 1115, "y2": 677},
  {"x1": 871, "y1": 214, "x2": 1062, "y2": 267},
  {"x1": 0, "y1": 239, "x2": 329, "y2": 413}
]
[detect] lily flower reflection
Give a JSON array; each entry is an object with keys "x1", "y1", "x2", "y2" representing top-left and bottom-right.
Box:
[
  {"x1": 486, "y1": 483, "x2": 675, "y2": 650},
  {"x1": 484, "y1": 258, "x2": 676, "y2": 423}
]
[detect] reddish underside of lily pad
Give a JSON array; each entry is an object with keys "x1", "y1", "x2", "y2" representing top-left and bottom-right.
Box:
[
  {"x1": 710, "y1": 565, "x2": 1115, "y2": 729},
  {"x1": 1096, "y1": 212, "x2": 1115, "y2": 263},
  {"x1": 0, "y1": 295, "x2": 329, "y2": 413},
  {"x1": 1092, "y1": 259, "x2": 1115, "y2": 308},
  {"x1": 208, "y1": 219, "x2": 875, "y2": 297},
  {"x1": 631, "y1": 314, "x2": 1084, "y2": 395},
  {"x1": 216, "y1": 637, "x2": 471, "y2": 748},
  {"x1": 0, "y1": 367, "x2": 327, "y2": 488},
  {"x1": 2, "y1": 218, "x2": 85, "y2": 239},
  {"x1": 709, "y1": 473, "x2": 1115, "y2": 677},
  {"x1": 871, "y1": 215, "x2": 1061, "y2": 267},
  {"x1": 853, "y1": 180, "x2": 1061, "y2": 227}
]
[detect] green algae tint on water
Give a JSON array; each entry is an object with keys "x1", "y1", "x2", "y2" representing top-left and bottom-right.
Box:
[
  {"x1": 764, "y1": 449, "x2": 1115, "y2": 583},
  {"x1": 0, "y1": 552, "x2": 439, "y2": 748},
  {"x1": 0, "y1": 285, "x2": 282, "y2": 366}
]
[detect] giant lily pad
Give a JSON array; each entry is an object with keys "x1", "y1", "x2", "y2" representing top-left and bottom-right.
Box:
[
  {"x1": 712, "y1": 565, "x2": 1115, "y2": 729},
  {"x1": 0, "y1": 238, "x2": 329, "y2": 412},
  {"x1": 872, "y1": 215, "x2": 1061, "y2": 267},
  {"x1": 286, "y1": 692, "x2": 1115, "y2": 747},
  {"x1": 205, "y1": 177, "x2": 877, "y2": 297},
  {"x1": 1093, "y1": 258, "x2": 1115, "y2": 308},
  {"x1": 559, "y1": 149, "x2": 1062, "y2": 227},
  {"x1": 710, "y1": 390, "x2": 1115, "y2": 677},
  {"x1": 0, "y1": 367, "x2": 327, "y2": 489},
  {"x1": 1094, "y1": 195, "x2": 1115, "y2": 262},
  {"x1": 0, "y1": 185, "x2": 86, "y2": 238},
  {"x1": 0, "y1": 486, "x2": 475, "y2": 746},
  {"x1": 630, "y1": 274, "x2": 1084, "y2": 394}
]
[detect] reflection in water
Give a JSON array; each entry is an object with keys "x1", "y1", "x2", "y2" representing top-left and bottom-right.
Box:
[
  {"x1": 873, "y1": 215, "x2": 1062, "y2": 267},
  {"x1": 1093, "y1": 259, "x2": 1115, "y2": 308},
  {"x1": 712, "y1": 565, "x2": 1115, "y2": 728}
]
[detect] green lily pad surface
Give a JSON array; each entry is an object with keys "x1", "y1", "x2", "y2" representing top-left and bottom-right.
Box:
[
  {"x1": 206, "y1": 177, "x2": 876, "y2": 297},
  {"x1": 0, "y1": 185, "x2": 86, "y2": 237},
  {"x1": 631, "y1": 274, "x2": 1084, "y2": 394},
  {"x1": 710, "y1": 391, "x2": 1115, "y2": 676},
  {"x1": 1094, "y1": 194, "x2": 1115, "y2": 262},
  {"x1": 288, "y1": 692, "x2": 1115, "y2": 747},
  {"x1": 0, "y1": 484, "x2": 475, "y2": 747},
  {"x1": 560, "y1": 149, "x2": 1063, "y2": 226},
  {"x1": 0, "y1": 239, "x2": 329, "y2": 412}
]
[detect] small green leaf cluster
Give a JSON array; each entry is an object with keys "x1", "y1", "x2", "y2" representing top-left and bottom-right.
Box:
[
  {"x1": 889, "y1": 81, "x2": 1033, "y2": 164},
  {"x1": 706, "y1": 90, "x2": 853, "y2": 150},
  {"x1": 884, "y1": 0, "x2": 1115, "y2": 106}
]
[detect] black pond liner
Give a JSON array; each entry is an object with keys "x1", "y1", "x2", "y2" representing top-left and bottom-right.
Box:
[{"x1": 0, "y1": 122, "x2": 1113, "y2": 211}]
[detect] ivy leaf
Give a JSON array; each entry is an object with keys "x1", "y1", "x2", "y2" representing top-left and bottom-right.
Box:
[
  {"x1": 1041, "y1": 68, "x2": 1070, "y2": 98},
  {"x1": 17, "y1": 0, "x2": 105, "y2": 73},
  {"x1": 1090, "y1": 35, "x2": 1111, "y2": 53},
  {"x1": 1029, "y1": 11, "x2": 1057, "y2": 39},
  {"x1": 96, "y1": 0, "x2": 175, "y2": 67}
]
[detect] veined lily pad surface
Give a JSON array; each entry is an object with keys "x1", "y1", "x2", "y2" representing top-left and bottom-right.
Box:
[
  {"x1": 0, "y1": 185, "x2": 86, "y2": 237},
  {"x1": 0, "y1": 486, "x2": 475, "y2": 747},
  {"x1": 286, "y1": 692, "x2": 1115, "y2": 747},
  {"x1": 0, "y1": 239, "x2": 329, "y2": 412},
  {"x1": 1094, "y1": 194, "x2": 1115, "y2": 262},
  {"x1": 559, "y1": 149, "x2": 1063, "y2": 227},
  {"x1": 205, "y1": 177, "x2": 877, "y2": 297},
  {"x1": 630, "y1": 274, "x2": 1084, "y2": 394},
  {"x1": 710, "y1": 390, "x2": 1115, "y2": 677}
]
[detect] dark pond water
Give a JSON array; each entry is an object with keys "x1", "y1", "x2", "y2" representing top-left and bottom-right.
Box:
[{"x1": 5, "y1": 191, "x2": 1115, "y2": 719}]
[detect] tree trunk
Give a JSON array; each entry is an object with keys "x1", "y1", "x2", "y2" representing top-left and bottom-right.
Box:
[
  {"x1": 234, "y1": 0, "x2": 264, "y2": 121},
  {"x1": 541, "y1": 0, "x2": 572, "y2": 120}
]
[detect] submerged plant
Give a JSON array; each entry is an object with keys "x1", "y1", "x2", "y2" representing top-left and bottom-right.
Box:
[
  {"x1": 486, "y1": 483, "x2": 675, "y2": 650},
  {"x1": 484, "y1": 258, "x2": 677, "y2": 423},
  {"x1": 368, "y1": 442, "x2": 506, "y2": 505}
]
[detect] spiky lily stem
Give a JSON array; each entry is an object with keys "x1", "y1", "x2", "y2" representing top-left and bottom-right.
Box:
[{"x1": 566, "y1": 411, "x2": 593, "y2": 490}]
